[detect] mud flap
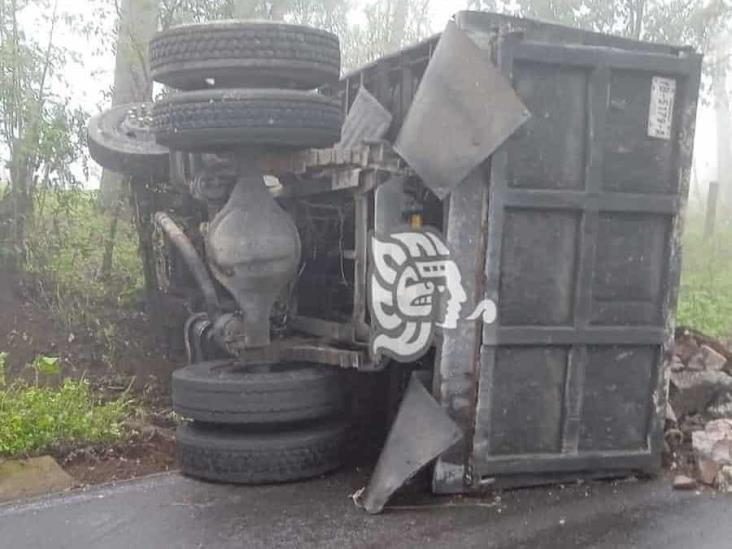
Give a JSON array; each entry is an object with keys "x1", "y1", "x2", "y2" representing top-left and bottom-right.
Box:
[{"x1": 357, "y1": 371, "x2": 463, "y2": 514}]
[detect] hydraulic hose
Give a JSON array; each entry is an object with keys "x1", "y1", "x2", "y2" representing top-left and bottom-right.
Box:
[{"x1": 154, "y1": 211, "x2": 221, "y2": 318}]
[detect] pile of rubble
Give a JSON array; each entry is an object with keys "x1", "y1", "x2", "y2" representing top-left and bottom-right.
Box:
[{"x1": 666, "y1": 329, "x2": 732, "y2": 491}]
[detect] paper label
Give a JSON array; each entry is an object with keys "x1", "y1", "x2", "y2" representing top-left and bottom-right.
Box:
[{"x1": 648, "y1": 76, "x2": 676, "y2": 140}]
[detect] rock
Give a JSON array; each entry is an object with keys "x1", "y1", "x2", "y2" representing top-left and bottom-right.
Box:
[
  {"x1": 698, "y1": 459, "x2": 720, "y2": 485},
  {"x1": 692, "y1": 345, "x2": 728, "y2": 372},
  {"x1": 708, "y1": 393, "x2": 732, "y2": 420},
  {"x1": 0, "y1": 456, "x2": 75, "y2": 503},
  {"x1": 670, "y1": 355, "x2": 685, "y2": 372},
  {"x1": 675, "y1": 333, "x2": 700, "y2": 364},
  {"x1": 716, "y1": 466, "x2": 732, "y2": 492},
  {"x1": 692, "y1": 419, "x2": 732, "y2": 486},
  {"x1": 687, "y1": 352, "x2": 706, "y2": 371},
  {"x1": 669, "y1": 370, "x2": 732, "y2": 418},
  {"x1": 673, "y1": 475, "x2": 697, "y2": 490}
]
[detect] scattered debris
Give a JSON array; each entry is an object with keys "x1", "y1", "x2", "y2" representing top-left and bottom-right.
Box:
[
  {"x1": 669, "y1": 370, "x2": 732, "y2": 418},
  {"x1": 716, "y1": 466, "x2": 732, "y2": 493},
  {"x1": 672, "y1": 475, "x2": 697, "y2": 491},
  {"x1": 665, "y1": 330, "x2": 732, "y2": 492},
  {"x1": 692, "y1": 419, "x2": 732, "y2": 487},
  {"x1": 708, "y1": 393, "x2": 732, "y2": 420},
  {"x1": 688, "y1": 345, "x2": 727, "y2": 372},
  {"x1": 670, "y1": 355, "x2": 685, "y2": 372}
]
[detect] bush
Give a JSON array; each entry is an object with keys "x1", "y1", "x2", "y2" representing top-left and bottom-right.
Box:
[
  {"x1": 0, "y1": 360, "x2": 131, "y2": 457},
  {"x1": 24, "y1": 189, "x2": 143, "y2": 349},
  {"x1": 677, "y1": 212, "x2": 732, "y2": 338}
]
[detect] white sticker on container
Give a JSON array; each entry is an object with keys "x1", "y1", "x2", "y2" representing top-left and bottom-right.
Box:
[{"x1": 648, "y1": 76, "x2": 676, "y2": 140}]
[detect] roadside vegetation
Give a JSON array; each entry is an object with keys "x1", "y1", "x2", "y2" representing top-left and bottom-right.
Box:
[
  {"x1": 677, "y1": 212, "x2": 732, "y2": 338},
  {"x1": 24, "y1": 190, "x2": 143, "y2": 353},
  {"x1": 0, "y1": 353, "x2": 132, "y2": 458}
]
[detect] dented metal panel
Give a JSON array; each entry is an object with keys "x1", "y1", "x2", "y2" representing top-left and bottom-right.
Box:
[
  {"x1": 394, "y1": 22, "x2": 529, "y2": 199},
  {"x1": 470, "y1": 28, "x2": 701, "y2": 487},
  {"x1": 327, "y1": 11, "x2": 701, "y2": 492},
  {"x1": 432, "y1": 169, "x2": 491, "y2": 494}
]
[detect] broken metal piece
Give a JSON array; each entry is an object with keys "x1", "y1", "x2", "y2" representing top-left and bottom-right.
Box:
[
  {"x1": 394, "y1": 22, "x2": 530, "y2": 199},
  {"x1": 337, "y1": 87, "x2": 393, "y2": 151},
  {"x1": 359, "y1": 372, "x2": 463, "y2": 514}
]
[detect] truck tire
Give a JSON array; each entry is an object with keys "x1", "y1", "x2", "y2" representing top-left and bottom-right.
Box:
[
  {"x1": 172, "y1": 360, "x2": 345, "y2": 424},
  {"x1": 152, "y1": 89, "x2": 342, "y2": 151},
  {"x1": 177, "y1": 420, "x2": 346, "y2": 483},
  {"x1": 149, "y1": 21, "x2": 340, "y2": 90},
  {"x1": 87, "y1": 103, "x2": 169, "y2": 180}
]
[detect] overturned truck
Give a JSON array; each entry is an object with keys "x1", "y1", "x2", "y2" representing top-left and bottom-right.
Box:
[{"x1": 88, "y1": 11, "x2": 702, "y2": 513}]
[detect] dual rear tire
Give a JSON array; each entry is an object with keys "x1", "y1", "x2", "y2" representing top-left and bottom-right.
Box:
[
  {"x1": 157, "y1": 21, "x2": 348, "y2": 485},
  {"x1": 172, "y1": 361, "x2": 348, "y2": 484},
  {"x1": 150, "y1": 21, "x2": 343, "y2": 151}
]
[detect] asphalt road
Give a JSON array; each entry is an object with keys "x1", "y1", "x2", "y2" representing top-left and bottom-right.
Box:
[{"x1": 0, "y1": 471, "x2": 730, "y2": 548}]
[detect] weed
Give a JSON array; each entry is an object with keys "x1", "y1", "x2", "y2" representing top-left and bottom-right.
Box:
[
  {"x1": 24, "y1": 189, "x2": 143, "y2": 355},
  {"x1": 677, "y1": 211, "x2": 732, "y2": 338},
  {"x1": 0, "y1": 358, "x2": 132, "y2": 457}
]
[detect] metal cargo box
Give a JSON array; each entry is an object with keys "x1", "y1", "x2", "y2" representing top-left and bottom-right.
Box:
[{"x1": 335, "y1": 11, "x2": 702, "y2": 493}]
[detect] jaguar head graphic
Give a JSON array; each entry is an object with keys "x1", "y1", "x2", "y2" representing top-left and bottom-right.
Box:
[{"x1": 368, "y1": 229, "x2": 469, "y2": 361}]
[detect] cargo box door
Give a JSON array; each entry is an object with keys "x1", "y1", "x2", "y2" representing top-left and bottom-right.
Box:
[{"x1": 471, "y1": 39, "x2": 701, "y2": 484}]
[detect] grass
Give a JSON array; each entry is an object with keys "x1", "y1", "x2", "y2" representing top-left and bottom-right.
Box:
[
  {"x1": 24, "y1": 189, "x2": 144, "y2": 353},
  {"x1": 677, "y1": 209, "x2": 732, "y2": 338},
  {"x1": 0, "y1": 189, "x2": 142, "y2": 457},
  {"x1": 0, "y1": 354, "x2": 131, "y2": 458}
]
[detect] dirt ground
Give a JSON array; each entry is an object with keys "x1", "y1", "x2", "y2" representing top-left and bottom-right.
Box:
[
  {"x1": 60, "y1": 428, "x2": 177, "y2": 486},
  {"x1": 0, "y1": 268, "x2": 179, "y2": 485},
  {"x1": 0, "y1": 268, "x2": 177, "y2": 384}
]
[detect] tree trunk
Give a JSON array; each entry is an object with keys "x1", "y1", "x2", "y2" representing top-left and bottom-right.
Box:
[
  {"x1": 98, "y1": 0, "x2": 158, "y2": 210},
  {"x1": 270, "y1": 0, "x2": 288, "y2": 20},
  {"x1": 8, "y1": 156, "x2": 31, "y2": 269},
  {"x1": 388, "y1": 0, "x2": 409, "y2": 52},
  {"x1": 713, "y1": 52, "x2": 732, "y2": 213},
  {"x1": 630, "y1": 0, "x2": 646, "y2": 40},
  {"x1": 100, "y1": 196, "x2": 123, "y2": 279}
]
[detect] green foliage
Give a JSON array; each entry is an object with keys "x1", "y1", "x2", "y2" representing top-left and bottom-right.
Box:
[
  {"x1": 677, "y1": 212, "x2": 732, "y2": 338},
  {"x1": 0, "y1": 0, "x2": 90, "y2": 264},
  {"x1": 25, "y1": 189, "x2": 143, "y2": 349},
  {"x1": 0, "y1": 352, "x2": 7, "y2": 387},
  {"x1": 30, "y1": 355, "x2": 61, "y2": 377},
  {"x1": 0, "y1": 374, "x2": 131, "y2": 457}
]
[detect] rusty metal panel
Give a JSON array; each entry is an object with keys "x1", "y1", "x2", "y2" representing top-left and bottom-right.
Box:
[
  {"x1": 394, "y1": 22, "x2": 529, "y2": 199},
  {"x1": 469, "y1": 31, "x2": 702, "y2": 488},
  {"x1": 337, "y1": 87, "x2": 392, "y2": 150},
  {"x1": 432, "y1": 169, "x2": 490, "y2": 493}
]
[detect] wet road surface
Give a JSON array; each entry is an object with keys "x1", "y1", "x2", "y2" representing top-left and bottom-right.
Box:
[{"x1": 0, "y1": 471, "x2": 730, "y2": 548}]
